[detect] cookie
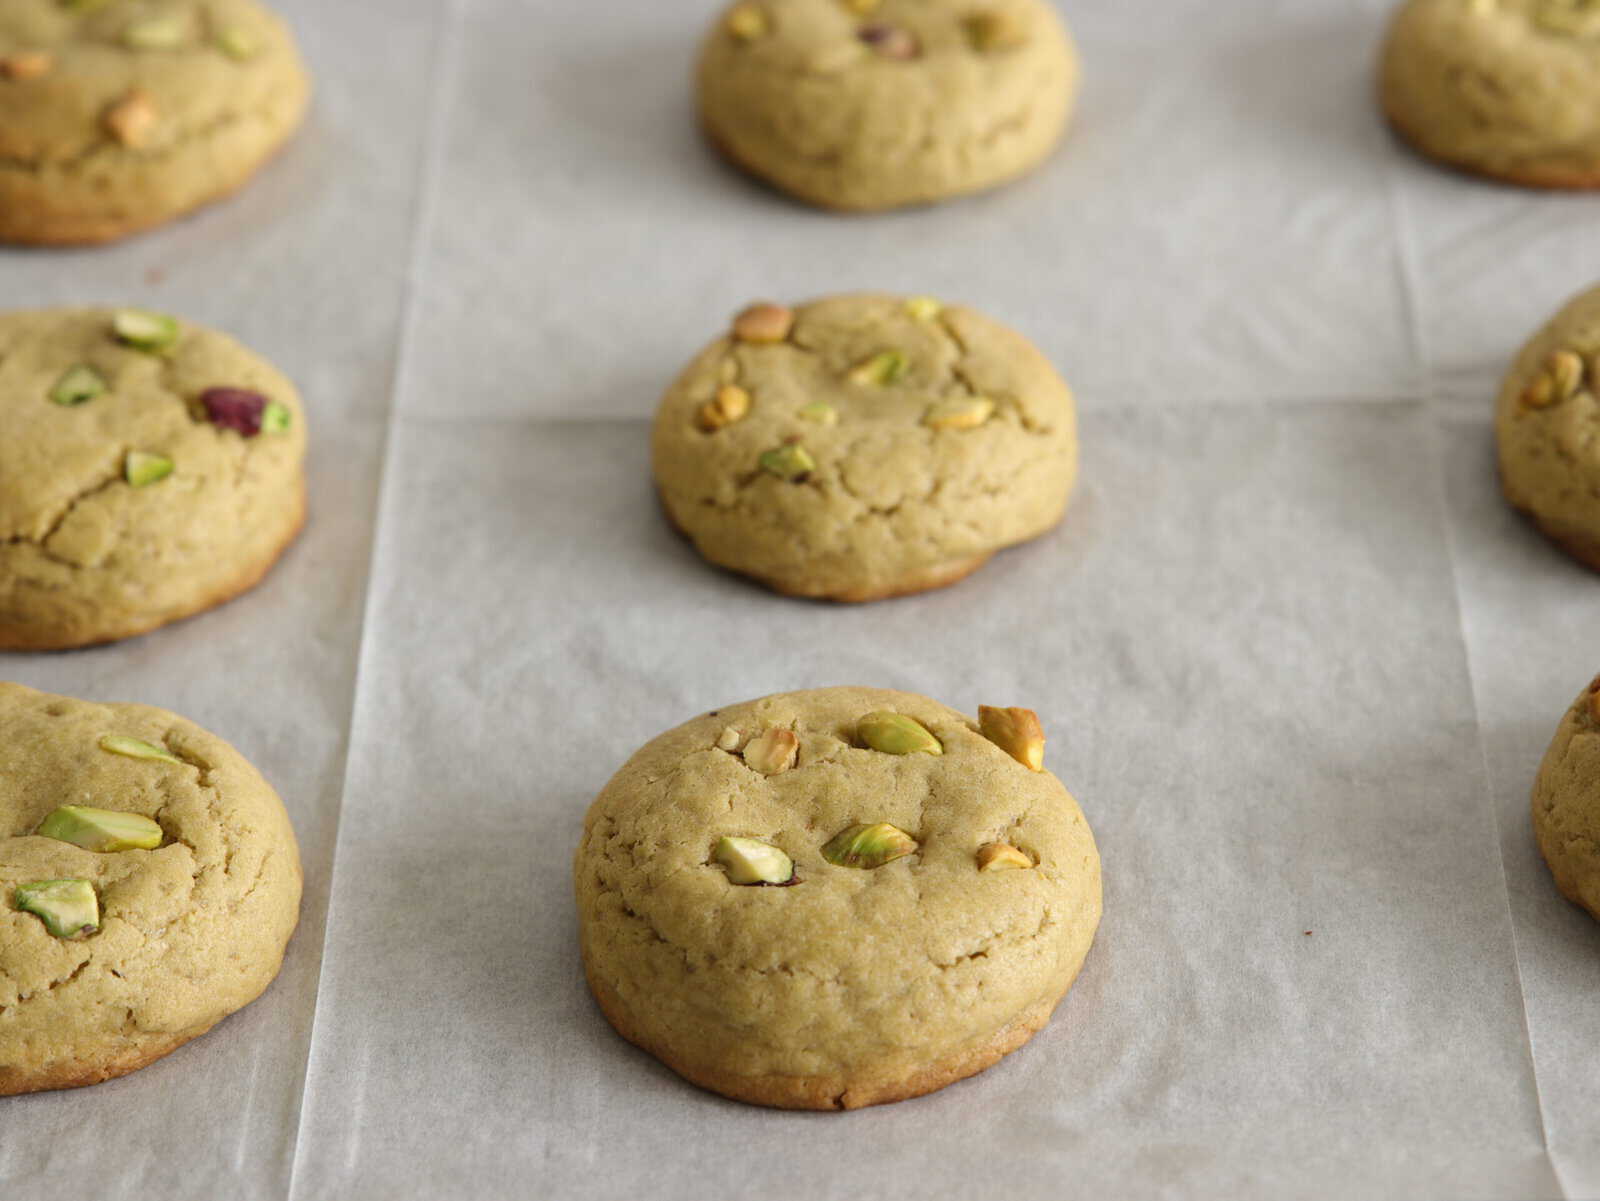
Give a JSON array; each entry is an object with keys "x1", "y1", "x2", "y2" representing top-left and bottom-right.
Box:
[
  {"x1": 651, "y1": 293, "x2": 1077, "y2": 602},
  {"x1": 574, "y1": 686, "x2": 1102, "y2": 1110},
  {"x1": 1532, "y1": 675, "x2": 1600, "y2": 921},
  {"x1": 1, "y1": 681, "x2": 302, "y2": 1094},
  {"x1": 0, "y1": 306, "x2": 308, "y2": 650},
  {"x1": 697, "y1": 0, "x2": 1077, "y2": 210},
  {"x1": 1494, "y1": 284, "x2": 1600, "y2": 568},
  {"x1": 0, "y1": 0, "x2": 311, "y2": 245},
  {"x1": 1381, "y1": 0, "x2": 1600, "y2": 189}
]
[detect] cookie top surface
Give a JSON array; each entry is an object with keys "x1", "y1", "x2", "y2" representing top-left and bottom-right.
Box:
[
  {"x1": 1381, "y1": 0, "x2": 1600, "y2": 186},
  {"x1": 0, "y1": 306, "x2": 308, "y2": 650},
  {"x1": 0, "y1": 0, "x2": 310, "y2": 244},
  {"x1": 651, "y1": 293, "x2": 1077, "y2": 601},
  {"x1": 575, "y1": 687, "x2": 1101, "y2": 1103},
  {"x1": 1532, "y1": 676, "x2": 1600, "y2": 920},
  {"x1": 697, "y1": 0, "x2": 1077, "y2": 209},
  {"x1": 0, "y1": 681, "x2": 302, "y2": 1094}
]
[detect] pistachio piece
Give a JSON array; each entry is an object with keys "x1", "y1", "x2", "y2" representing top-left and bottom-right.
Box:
[
  {"x1": 1, "y1": 52, "x2": 54, "y2": 80},
  {"x1": 848, "y1": 349, "x2": 909, "y2": 387},
  {"x1": 963, "y1": 11, "x2": 1027, "y2": 51},
  {"x1": 1548, "y1": 349, "x2": 1586, "y2": 402},
  {"x1": 822, "y1": 822, "x2": 918, "y2": 869},
  {"x1": 15, "y1": 879, "x2": 99, "y2": 940},
  {"x1": 50, "y1": 364, "x2": 107, "y2": 407},
  {"x1": 697, "y1": 384, "x2": 752, "y2": 431},
  {"x1": 857, "y1": 711, "x2": 942, "y2": 756},
  {"x1": 976, "y1": 842, "x2": 1033, "y2": 871},
  {"x1": 715, "y1": 725, "x2": 749, "y2": 752},
  {"x1": 125, "y1": 451, "x2": 174, "y2": 488},
  {"x1": 759, "y1": 442, "x2": 816, "y2": 480},
  {"x1": 262, "y1": 401, "x2": 292, "y2": 434},
  {"x1": 732, "y1": 302, "x2": 794, "y2": 344},
  {"x1": 858, "y1": 23, "x2": 921, "y2": 59},
  {"x1": 924, "y1": 397, "x2": 995, "y2": 431},
  {"x1": 38, "y1": 806, "x2": 163, "y2": 853},
  {"x1": 1521, "y1": 371, "x2": 1557, "y2": 410},
  {"x1": 904, "y1": 295, "x2": 942, "y2": 322},
  {"x1": 978, "y1": 705, "x2": 1045, "y2": 771},
  {"x1": 727, "y1": 4, "x2": 770, "y2": 40},
  {"x1": 216, "y1": 27, "x2": 259, "y2": 60},
  {"x1": 60, "y1": 0, "x2": 114, "y2": 10},
  {"x1": 123, "y1": 14, "x2": 188, "y2": 48},
  {"x1": 797, "y1": 400, "x2": 838, "y2": 425},
  {"x1": 743, "y1": 727, "x2": 799, "y2": 775},
  {"x1": 105, "y1": 89, "x2": 159, "y2": 148},
  {"x1": 112, "y1": 308, "x2": 180, "y2": 353},
  {"x1": 713, "y1": 836, "x2": 796, "y2": 885},
  {"x1": 99, "y1": 733, "x2": 182, "y2": 764}
]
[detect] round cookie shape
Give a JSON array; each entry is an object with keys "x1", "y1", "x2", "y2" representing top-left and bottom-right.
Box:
[
  {"x1": 1494, "y1": 283, "x2": 1600, "y2": 568},
  {"x1": 652, "y1": 293, "x2": 1077, "y2": 602},
  {"x1": 0, "y1": 306, "x2": 308, "y2": 650},
  {"x1": 0, "y1": 0, "x2": 311, "y2": 245},
  {"x1": 697, "y1": 0, "x2": 1078, "y2": 210},
  {"x1": 1381, "y1": 0, "x2": 1600, "y2": 189},
  {"x1": 1532, "y1": 675, "x2": 1600, "y2": 921},
  {"x1": 574, "y1": 686, "x2": 1102, "y2": 1110},
  {"x1": 0, "y1": 682, "x2": 302, "y2": 1094}
]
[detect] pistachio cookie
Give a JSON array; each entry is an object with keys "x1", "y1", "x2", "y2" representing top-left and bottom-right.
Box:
[
  {"x1": 652, "y1": 293, "x2": 1077, "y2": 601},
  {"x1": 0, "y1": 0, "x2": 310, "y2": 245},
  {"x1": 1494, "y1": 284, "x2": 1600, "y2": 567},
  {"x1": 697, "y1": 0, "x2": 1077, "y2": 210},
  {"x1": 1381, "y1": 0, "x2": 1600, "y2": 188},
  {"x1": 575, "y1": 686, "x2": 1102, "y2": 1110},
  {"x1": 0, "y1": 306, "x2": 307, "y2": 650},
  {"x1": 1531, "y1": 675, "x2": 1600, "y2": 921},
  {"x1": 1, "y1": 682, "x2": 302, "y2": 1094}
]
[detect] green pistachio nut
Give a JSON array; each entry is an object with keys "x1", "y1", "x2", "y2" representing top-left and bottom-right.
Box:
[
  {"x1": 123, "y1": 15, "x2": 188, "y2": 48},
  {"x1": 261, "y1": 401, "x2": 292, "y2": 434},
  {"x1": 904, "y1": 296, "x2": 942, "y2": 322},
  {"x1": 821, "y1": 822, "x2": 918, "y2": 869},
  {"x1": 857, "y1": 711, "x2": 942, "y2": 756},
  {"x1": 125, "y1": 451, "x2": 174, "y2": 487},
  {"x1": 15, "y1": 879, "x2": 99, "y2": 940},
  {"x1": 50, "y1": 364, "x2": 107, "y2": 406},
  {"x1": 797, "y1": 400, "x2": 838, "y2": 425},
  {"x1": 37, "y1": 806, "x2": 163, "y2": 853},
  {"x1": 713, "y1": 836, "x2": 796, "y2": 885},
  {"x1": 112, "y1": 308, "x2": 181, "y2": 353},
  {"x1": 759, "y1": 442, "x2": 816, "y2": 481},
  {"x1": 216, "y1": 27, "x2": 259, "y2": 59},
  {"x1": 99, "y1": 734, "x2": 182, "y2": 765},
  {"x1": 848, "y1": 349, "x2": 909, "y2": 387}
]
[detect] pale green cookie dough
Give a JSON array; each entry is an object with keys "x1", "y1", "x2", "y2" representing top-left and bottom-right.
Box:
[
  {"x1": 574, "y1": 686, "x2": 1102, "y2": 1110},
  {"x1": 1532, "y1": 675, "x2": 1600, "y2": 921},
  {"x1": 1381, "y1": 0, "x2": 1600, "y2": 188},
  {"x1": 1494, "y1": 283, "x2": 1600, "y2": 568},
  {"x1": 697, "y1": 0, "x2": 1078, "y2": 210},
  {"x1": 0, "y1": 307, "x2": 308, "y2": 650},
  {"x1": 0, "y1": 0, "x2": 311, "y2": 245},
  {"x1": 1, "y1": 682, "x2": 302, "y2": 1095},
  {"x1": 652, "y1": 293, "x2": 1078, "y2": 602}
]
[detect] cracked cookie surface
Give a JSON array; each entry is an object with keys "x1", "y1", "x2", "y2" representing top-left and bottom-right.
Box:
[
  {"x1": 0, "y1": 0, "x2": 310, "y2": 245},
  {"x1": 1532, "y1": 676, "x2": 1600, "y2": 921},
  {"x1": 0, "y1": 306, "x2": 307, "y2": 650},
  {"x1": 697, "y1": 0, "x2": 1077, "y2": 210},
  {"x1": 0, "y1": 681, "x2": 301, "y2": 1095},
  {"x1": 1381, "y1": 0, "x2": 1600, "y2": 188},
  {"x1": 652, "y1": 292, "x2": 1077, "y2": 602},
  {"x1": 1494, "y1": 283, "x2": 1600, "y2": 568},
  {"x1": 574, "y1": 686, "x2": 1102, "y2": 1110}
]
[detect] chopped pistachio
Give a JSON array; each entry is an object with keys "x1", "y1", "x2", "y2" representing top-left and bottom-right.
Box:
[
  {"x1": 125, "y1": 451, "x2": 174, "y2": 488},
  {"x1": 15, "y1": 879, "x2": 99, "y2": 940},
  {"x1": 848, "y1": 349, "x2": 909, "y2": 387},
  {"x1": 858, "y1": 23, "x2": 920, "y2": 59},
  {"x1": 713, "y1": 836, "x2": 796, "y2": 885},
  {"x1": 50, "y1": 364, "x2": 108, "y2": 407},
  {"x1": 262, "y1": 401, "x2": 292, "y2": 434},
  {"x1": 715, "y1": 725, "x2": 749, "y2": 752},
  {"x1": 37, "y1": 806, "x2": 163, "y2": 853},
  {"x1": 0, "y1": 52, "x2": 54, "y2": 80},
  {"x1": 743, "y1": 728, "x2": 799, "y2": 775},
  {"x1": 99, "y1": 733, "x2": 182, "y2": 765},
  {"x1": 697, "y1": 384, "x2": 751, "y2": 431},
  {"x1": 822, "y1": 822, "x2": 917, "y2": 869},
  {"x1": 797, "y1": 400, "x2": 838, "y2": 425},
  {"x1": 112, "y1": 308, "x2": 180, "y2": 353},
  {"x1": 727, "y1": 4, "x2": 769, "y2": 40},
  {"x1": 1548, "y1": 349, "x2": 1586, "y2": 402},
  {"x1": 759, "y1": 442, "x2": 816, "y2": 480},
  {"x1": 976, "y1": 842, "x2": 1033, "y2": 871},
  {"x1": 857, "y1": 711, "x2": 942, "y2": 756},
  {"x1": 924, "y1": 397, "x2": 994, "y2": 431},
  {"x1": 1521, "y1": 371, "x2": 1557, "y2": 409},
  {"x1": 904, "y1": 295, "x2": 942, "y2": 322},
  {"x1": 216, "y1": 27, "x2": 260, "y2": 60},
  {"x1": 963, "y1": 11, "x2": 1027, "y2": 51},
  {"x1": 60, "y1": 0, "x2": 115, "y2": 10},
  {"x1": 123, "y1": 15, "x2": 188, "y2": 49},
  {"x1": 978, "y1": 706, "x2": 1045, "y2": 771},
  {"x1": 105, "y1": 89, "x2": 159, "y2": 148},
  {"x1": 732, "y1": 302, "x2": 794, "y2": 344}
]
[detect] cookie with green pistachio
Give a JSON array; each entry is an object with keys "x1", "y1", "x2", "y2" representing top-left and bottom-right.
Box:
[
  {"x1": 1, "y1": 681, "x2": 302, "y2": 1095},
  {"x1": 0, "y1": 306, "x2": 307, "y2": 650},
  {"x1": 652, "y1": 292, "x2": 1077, "y2": 602},
  {"x1": 697, "y1": 0, "x2": 1078, "y2": 210},
  {"x1": 0, "y1": 0, "x2": 311, "y2": 245},
  {"x1": 574, "y1": 686, "x2": 1102, "y2": 1110}
]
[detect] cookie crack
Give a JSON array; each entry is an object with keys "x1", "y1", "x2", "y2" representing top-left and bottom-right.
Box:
[{"x1": 1, "y1": 446, "x2": 128, "y2": 555}]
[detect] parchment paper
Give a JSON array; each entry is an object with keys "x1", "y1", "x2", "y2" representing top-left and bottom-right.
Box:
[{"x1": 4, "y1": 0, "x2": 1598, "y2": 1197}]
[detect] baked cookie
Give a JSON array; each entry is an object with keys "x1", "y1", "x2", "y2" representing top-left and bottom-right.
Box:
[
  {"x1": 652, "y1": 293, "x2": 1077, "y2": 602},
  {"x1": 1, "y1": 681, "x2": 302, "y2": 1094},
  {"x1": 575, "y1": 686, "x2": 1102, "y2": 1110},
  {"x1": 1532, "y1": 675, "x2": 1600, "y2": 921},
  {"x1": 0, "y1": 0, "x2": 311, "y2": 245},
  {"x1": 0, "y1": 306, "x2": 308, "y2": 650},
  {"x1": 697, "y1": 0, "x2": 1077, "y2": 210},
  {"x1": 1494, "y1": 283, "x2": 1600, "y2": 568},
  {"x1": 1381, "y1": 0, "x2": 1600, "y2": 189}
]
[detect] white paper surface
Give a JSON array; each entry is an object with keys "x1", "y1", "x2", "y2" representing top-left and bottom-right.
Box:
[{"x1": 4, "y1": 0, "x2": 1599, "y2": 1197}]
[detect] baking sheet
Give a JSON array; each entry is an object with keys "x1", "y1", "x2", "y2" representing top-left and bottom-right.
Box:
[{"x1": 4, "y1": 0, "x2": 1599, "y2": 1197}]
